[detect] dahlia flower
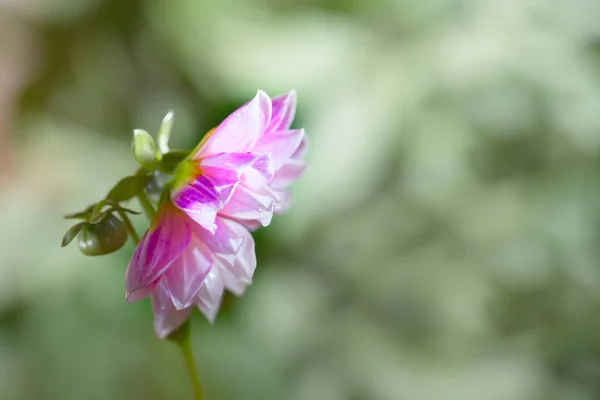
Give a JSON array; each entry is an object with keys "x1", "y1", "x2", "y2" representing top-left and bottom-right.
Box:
[{"x1": 125, "y1": 90, "x2": 308, "y2": 338}]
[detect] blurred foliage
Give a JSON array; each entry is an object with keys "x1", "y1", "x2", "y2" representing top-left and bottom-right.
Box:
[{"x1": 2, "y1": 0, "x2": 600, "y2": 399}]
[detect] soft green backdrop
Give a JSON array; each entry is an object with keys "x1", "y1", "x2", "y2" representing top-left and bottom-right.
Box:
[{"x1": 2, "y1": 0, "x2": 600, "y2": 399}]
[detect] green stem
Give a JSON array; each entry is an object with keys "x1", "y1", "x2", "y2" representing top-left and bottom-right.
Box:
[
  {"x1": 115, "y1": 208, "x2": 140, "y2": 245},
  {"x1": 137, "y1": 190, "x2": 156, "y2": 220},
  {"x1": 169, "y1": 320, "x2": 204, "y2": 400}
]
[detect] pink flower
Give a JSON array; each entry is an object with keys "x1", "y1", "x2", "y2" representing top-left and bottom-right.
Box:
[{"x1": 125, "y1": 90, "x2": 307, "y2": 338}]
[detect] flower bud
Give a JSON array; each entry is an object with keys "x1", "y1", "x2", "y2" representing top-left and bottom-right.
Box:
[
  {"x1": 132, "y1": 129, "x2": 158, "y2": 169},
  {"x1": 157, "y1": 110, "x2": 174, "y2": 157},
  {"x1": 77, "y1": 215, "x2": 128, "y2": 256}
]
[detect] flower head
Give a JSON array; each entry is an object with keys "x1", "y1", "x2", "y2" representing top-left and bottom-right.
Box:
[{"x1": 125, "y1": 90, "x2": 307, "y2": 338}]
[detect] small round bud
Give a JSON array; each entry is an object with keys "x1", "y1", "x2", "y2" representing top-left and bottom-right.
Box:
[{"x1": 77, "y1": 215, "x2": 128, "y2": 256}]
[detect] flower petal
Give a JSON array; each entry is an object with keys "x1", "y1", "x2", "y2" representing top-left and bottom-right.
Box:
[
  {"x1": 218, "y1": 155, "x2": 278, "y2": 226},
  {"x1": 270, "y1": 160, "x2": 307, "y2": 190},
  {"x1": 172, "y1": 153, "x2": 263, "y2": 232},
  {"x1": 274, "y1": 189, "x2": 293, "y2": 214},
  {"x1": 171, "y1": 175, "x2": 231, "y2": 233},
  {"x1": 214, "y1": 218, "x2": 256, "y2": 286},
  {"x1": 151, "y1": 281, "x2": 192, "y2": 339},
  {"x1": 268, "y1": 90, "x2": 297, "y2": 132},
  {"x1": 164, "y1": 237, "x2": 213, "y2": 310},
  {"x1": 218, "y1": 184, "x2": 277, "y2": 227},
  {"x1": 191, "y1": 216, "x2": 244, "y2": 262},
  {"x1": 270, "y1": 134, "x2": 309, "y2": 190},
  {"x1": 195, "y1": 270, "x2": 224, "y2": 323},
  {"x1": 253, "y1": 129, "x2": 305, "y2": 170},
  {"x1": 227, "y1": 218, "x2": 262, "y2": 232},
  {"x1": 125, "y1": 204, "x2": 191, "y2": 301},
  {"x1": 200, "y1": 152, "x2": 259, "y2": 179},
  {"x1": 193, "y1": 90, "x2": 272, "y2": 159},
  {"x1": 216, "y1": 264, "x2": 251, "y2": 296},
  {"x1": 291, "y1": 134, "x2": 310, "y2": 161}
]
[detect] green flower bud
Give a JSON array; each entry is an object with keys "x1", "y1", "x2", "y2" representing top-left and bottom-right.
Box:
[
  {"x1": 132, "y1": 129, "x2": 158, "y2": 169},
  {"x1": 77, "y1": 215, "x2": 128, "y2": 256},
  {"x1": 157, "y1": 110, "x2": 174, "y2": 157}
]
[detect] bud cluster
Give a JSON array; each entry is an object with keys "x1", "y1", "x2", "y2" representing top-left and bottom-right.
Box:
[{"x1": 61, "y1": 111, "x2": 187, "y2": 256}]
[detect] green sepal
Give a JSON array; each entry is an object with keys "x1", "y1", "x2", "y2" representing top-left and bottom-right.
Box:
[{"x1": 61, "y1": 221, "x2": 87, "y2": 247}]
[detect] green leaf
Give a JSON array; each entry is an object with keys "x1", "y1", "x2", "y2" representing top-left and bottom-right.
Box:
[
  {"x1": 61, "y1": 222, "x2": 87, "y2": 247},
  {"x1": 64, "y1": 205, "x2": 93, "y2": 220},
  {"x1": 107, "y1": 206, "x2": 141, "y2": 215},
  {"x1": 157, "y1": 110, "x2": 174, "y2": 157},
  {"x1": 132, "y1": 129, "x2": 158, "y2": 169},
  {"x1": 156, "y1": 150, "x2": 189, "y2": 174},
  {"x1": 106, "y1": 175, "x2": 150, "y2": 202}
]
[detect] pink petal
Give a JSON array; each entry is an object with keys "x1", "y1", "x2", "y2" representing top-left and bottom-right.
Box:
[
  {"x1": 193, "y1": 91, "x2": 272, "y2": 159},
  {"x1": 200, "y1": 152, "x2": 259, "y2": 178},
  {"x1": 270, "y1": 160, "x2": 307, "y2": 190},
  {"x1": 292, "y1": 134, "x2": 309, "y2": 160},
  {"x1": 214, "y1": 219, "x2": 256, "y2": 286},
  {"x1": 219, "y1": 184, "x2": 278, "y2": 227},
  {"x1": 270, "y1": 135, "x2": 309, "y2": 190},
  {"x1": 192, "y1": 216, "x2": 245, "y2": 262},
  {"x1": 172, "y1": 153, "x2": 263, "y2": 233},
  {"x1": 171, "y1": 175, "x2": 220, "y2": 231},
  {"x1": 274, "y1": 189, "x2": 293, "y2": 214},
  {"x1": 253, "y1": 129, "x2": 305, "y2": 170},
  {"x1": 164, "y1": 237, "x2": 213, "y2": 310},
  {"x1": 126, "y1": 205, "x2": 191, "y2": 301},
  {"x1": 170, "y1": 176, "x2": 231, "y2": 233},
  {"x1": 228, "y1": 218, "x2": 262, "y2": 232},
  {"x1": 243, "y1": 153, "x2": 275, "y2": 183},
  {"x1": 268, "y1": 90, "x2": 297, "y2": 132},
  {"x1": 215, "y1": 260, "x2": 252, "y2": 296},
  {"x1": 219, "y1": 155, "x2": 278, "y2": 226},
  {"x1": 195, "y1": 270, "x2": 224, "y2": 323},
  {"x1": 152, "y1": 281, "x2": 192, "y2": 339}
]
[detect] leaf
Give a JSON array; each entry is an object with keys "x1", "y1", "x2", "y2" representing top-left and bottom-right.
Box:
[
  {"x1": 61, "y1": 222, "x2": 87, "y2": 247},
  {"x1": 64, "y1": 205, "x2": 95, "y2": 220},
  {"x1": 106, "y1": 175, "x2": 150, "y2": 202},
  {"x1": 156, "y1": 150, "x2": 189, "y2": 174},
  {"x1": 103, "y1": 206, "x2": 142, "y2": 216},
  {"x1": 132, "y1": 129, "x2": 158, "y2": 169}
]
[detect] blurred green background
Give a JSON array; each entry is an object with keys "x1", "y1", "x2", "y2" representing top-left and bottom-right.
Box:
[{"x1": 2, "y1": 0, "x2": 600, "y2": 399}]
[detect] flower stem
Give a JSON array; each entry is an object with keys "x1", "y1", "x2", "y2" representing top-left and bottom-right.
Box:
[
  {"x1": 115, "y1": 208, "x2": 140, "y2": 245},
  {"x1": 137, "y1": 190, "x2": 156, "y2": 220},
  {"x1": 169, "y1": 320, "x2": 204, "y2": 400}
]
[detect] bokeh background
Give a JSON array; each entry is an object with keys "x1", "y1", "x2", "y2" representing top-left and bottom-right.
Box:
[{"x1": 2, "y1": 0, "x2": 600, "y2": 399}]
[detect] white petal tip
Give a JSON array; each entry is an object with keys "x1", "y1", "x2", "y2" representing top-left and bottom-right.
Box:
[{"x1": 163, "y1": 110, "x2": 174, "y2": 123}]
